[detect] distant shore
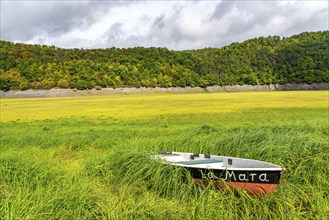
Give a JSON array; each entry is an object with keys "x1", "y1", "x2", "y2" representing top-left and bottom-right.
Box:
[{"x1": 1, "y1": 83, "x2": 328, "y2": 98}]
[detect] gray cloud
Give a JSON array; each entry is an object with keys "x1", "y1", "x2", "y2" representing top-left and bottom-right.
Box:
[
  {"x1": 279, "y1": 6, "x2": 328, "y2": 36},
  {"x1": 152, "y1": 14, "x2": 166, "y2": 30},
  {"x1": 1, "y1": 1, "x2": 328, "y2": 50},
  {"x1": 210, "y1": 2, "x2": 290, "y2": 37},
  {"x1": 1, "y1": 1, "x2": 108, "y2": 41},
  {"x1": 211, "y1": 1, "x2": 235, "y2": 20},
  {"x1": 103, "y1": 22, "x2": 125, "y2": 47}
]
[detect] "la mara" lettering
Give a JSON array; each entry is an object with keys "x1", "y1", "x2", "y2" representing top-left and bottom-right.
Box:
[{"x1": 225, "y1": 171, "x2": 269, "y2": 182}]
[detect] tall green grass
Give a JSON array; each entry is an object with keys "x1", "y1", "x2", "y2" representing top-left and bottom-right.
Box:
[{"x1": 0, "y1": 97, "x2": 328, "y2": 219}]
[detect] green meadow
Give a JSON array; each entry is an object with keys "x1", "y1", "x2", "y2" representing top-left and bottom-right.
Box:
[{"x1": 0, "y1": 91, "x2": 328, "y2": 219}]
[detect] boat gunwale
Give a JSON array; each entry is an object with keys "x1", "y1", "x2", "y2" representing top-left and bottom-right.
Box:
[
  {"x1": 172, "y1": 163, "x2": 285, "y2": 172},
  {"x1": 158, "y1": 151, "x2": 285, "y2": 172}
]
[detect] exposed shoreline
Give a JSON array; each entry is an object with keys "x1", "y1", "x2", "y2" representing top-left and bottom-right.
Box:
[{"x1": 1, "y1": 83, "x2": 328, "y2": 98}]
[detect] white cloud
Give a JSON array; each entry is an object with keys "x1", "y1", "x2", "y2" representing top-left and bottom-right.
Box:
[{"x1": 1, "y1": 0, "x2": 328, "y2": 50}]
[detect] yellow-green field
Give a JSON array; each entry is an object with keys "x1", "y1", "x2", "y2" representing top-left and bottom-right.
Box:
[
  {"x1": 1, "y1": 91, "x2": 327, "y2": 122},
  {"x1": 0, "y1": 91, "x2": 328, "y2": 219}
]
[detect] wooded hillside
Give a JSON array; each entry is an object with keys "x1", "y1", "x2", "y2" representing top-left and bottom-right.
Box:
[{"x1": 0, "y1": 31, "x2": 328, "y2": 91}]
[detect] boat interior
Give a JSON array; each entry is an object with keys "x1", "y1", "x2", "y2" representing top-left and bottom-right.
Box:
[{"x1": 157, "y1": 151, "x2": 282, "y2": 170}]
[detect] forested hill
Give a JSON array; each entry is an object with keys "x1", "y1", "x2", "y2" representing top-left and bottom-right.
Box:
[{"x1": 0, "y1": 31, "x2": 328, "y2": 91}]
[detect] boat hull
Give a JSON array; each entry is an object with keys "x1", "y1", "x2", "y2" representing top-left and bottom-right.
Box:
[
  {"x1": 193, "y1": 178, "x2": 279, "y2": 195},
  {"x1": 156, "y1": 151, "x2": 284, "y2": 195},
  {"x1": 188, "y1": 167, "x2": 282, "y2": 195}
]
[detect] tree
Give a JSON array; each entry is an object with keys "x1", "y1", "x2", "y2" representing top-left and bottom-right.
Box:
[
  {"x1": 19, "y1": 79, "x2": 29, "y2": 90},
  {"x1": 57, "y1": 78, "x2": 69, "y2": 88},
  {"x1": 0, "y1": 30, "x2": 328, "y2": 90}
]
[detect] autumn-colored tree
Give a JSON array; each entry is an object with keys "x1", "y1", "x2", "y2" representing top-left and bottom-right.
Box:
[{"x1": 0, "y1": 31, "x2": 328, "y2": 91}]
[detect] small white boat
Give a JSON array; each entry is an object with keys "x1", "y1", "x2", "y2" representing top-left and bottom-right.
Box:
[{"x1": 155, "y1": 151, "x2": 285, "y2": 195}]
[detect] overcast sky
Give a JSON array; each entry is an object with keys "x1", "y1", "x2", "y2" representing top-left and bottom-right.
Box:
[{"x1": 1, "y1": 0, "x2": 328, "y2": 50}]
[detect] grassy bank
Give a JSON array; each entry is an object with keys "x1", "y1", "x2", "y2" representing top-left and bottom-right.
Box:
[{"x1": 0, "y1": 91, "x2": 328, "y2": 219}]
